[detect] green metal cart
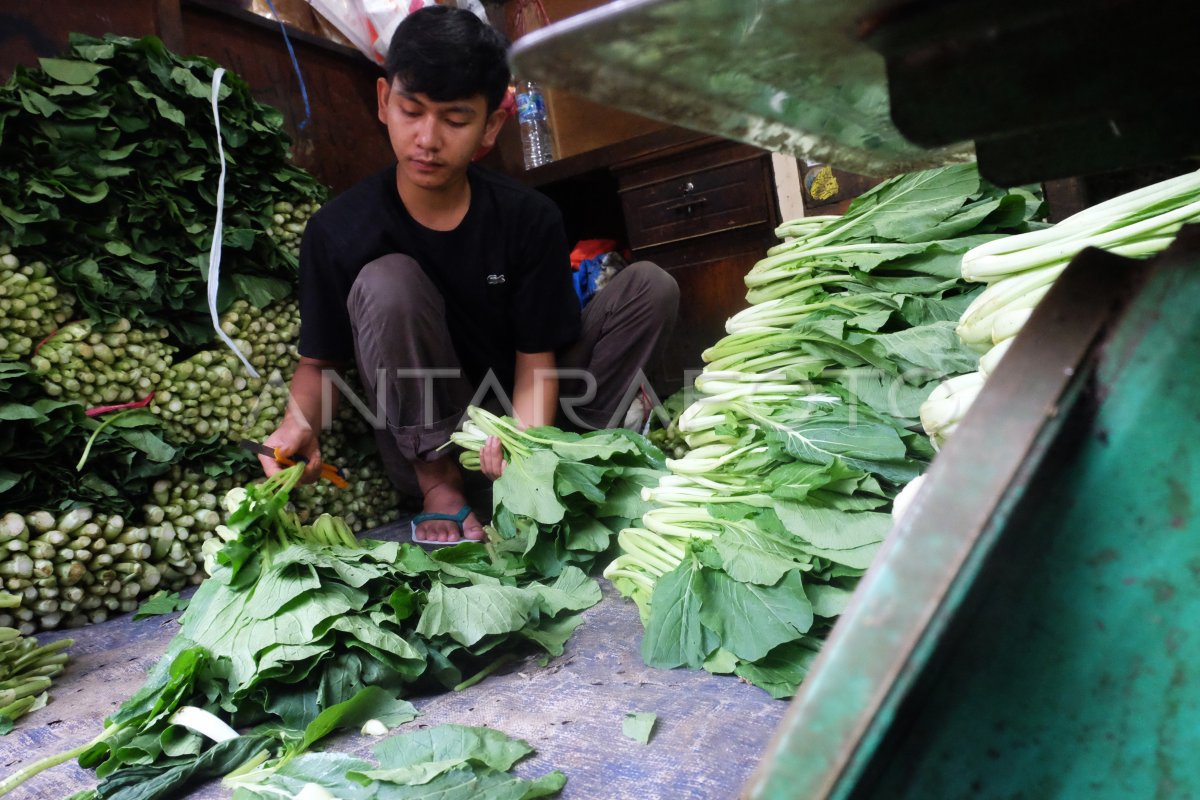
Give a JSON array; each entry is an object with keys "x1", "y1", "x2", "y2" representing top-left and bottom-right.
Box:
[{"x1": 511, "y1": 1, "x2": 1200, "y2": 796}]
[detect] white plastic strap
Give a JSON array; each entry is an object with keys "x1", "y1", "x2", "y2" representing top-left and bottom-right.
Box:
[{"x1": 207, "y1": 67, "x2": 259, "y2": 379}]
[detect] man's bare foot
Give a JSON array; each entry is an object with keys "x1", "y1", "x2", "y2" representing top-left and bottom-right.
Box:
[
  {"x1": 411, "y1": 456, "x2": 485, "y2": 543},
  {"x1": 415, "y1": 482, "x2": 485, "y2": 542}
]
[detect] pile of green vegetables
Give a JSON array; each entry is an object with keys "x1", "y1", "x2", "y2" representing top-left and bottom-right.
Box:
[
  {"x1": 451, "y1": 406, "x2": 667, "y2": 577},
  {"x1": 0, "y1": 592, "x2": 70, "y2": 733},
  {"x1": 2, "y1": 464, "x2": 597, "y2": 797},
  {"x1": 0, "y1": 33, "x2": 405, "y2": 640},
  {"x1": 921, "y1": 166, "x2": 1200, "y2": 447},
  {"x1": 604, "y1": 164, "x2": 1044, "y2": 698},
  {"x1": 0, "y1": 360, "x2": 179, "y2": 516},
  {"x1": 0, "y1": 33, "x2": 324, "y2": 344},
  {"x1": 0, "y1": 246, "x2": 76, "y2": 359}
]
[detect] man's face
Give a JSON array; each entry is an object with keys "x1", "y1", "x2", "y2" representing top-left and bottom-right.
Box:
[{"x1": 376, "y1": 78, "x2": 506, "y2": 191}]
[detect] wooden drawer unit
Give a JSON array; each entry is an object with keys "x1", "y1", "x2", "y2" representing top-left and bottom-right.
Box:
[
  {"x1": 611, "y1": 138, "x2": 781, "y2": 395},
  {"x1": 617, "y1": 141, "x2": 776, "y2": 252}
]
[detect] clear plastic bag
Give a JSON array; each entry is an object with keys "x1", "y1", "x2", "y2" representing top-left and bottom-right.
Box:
[{"x1": 304, "y1": 0, "x2": 440, "y2": 64}]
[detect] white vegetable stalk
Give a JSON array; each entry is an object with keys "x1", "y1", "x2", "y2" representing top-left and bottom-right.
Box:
[
  {"x1": 169, "y1": 705, "x2": 239, "y2": 742},
  {"x1": 961, "y1": 167, "x2": 1200, "y2": 282},
  {"x1": 919, "y1": 371, "x2": 985, "y2": 449},
  {"x1": 978, "y1": 337, "x2": 1013, "y2": 378},
  {"x1": 294, "y1": 784, "x2": 338, "y2": 800},
  {"x1": 956, "y1": 266, "x2": 1062, "y2": 352},
  {"x1": 360, "y1": 719, "x2": 388, "y2": 736},
  {"x1": 989, "y1": 306, "x2": 1034, "y2": 346},
  {"x1": 891, "y1": 475, "x2": 927, "y2": 522},
  {"x1": 930, "y1": 166, "x2": 1200, "y2": 451}
]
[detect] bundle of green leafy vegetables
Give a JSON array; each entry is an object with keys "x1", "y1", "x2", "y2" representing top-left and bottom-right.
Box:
[
  {"x1": 450, "y1": 406, "x2": 667, "y2": 577},
  {"x1": 2, "y1": 464, "x2": 598, "y2": 798},
  {"x1": 0, "y1": 33, "x2": 326, "y2": 344},
  {"x1": 604, "y1": 163, "x2": 1045, "y2": 698},
  {"x1": 0, "y1": 361, "x2": 252, "y2": 515}
]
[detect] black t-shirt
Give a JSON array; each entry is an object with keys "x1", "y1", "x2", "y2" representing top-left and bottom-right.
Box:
[{"x1": 297, "y1": 163, "x2": 581, "y2": 390}]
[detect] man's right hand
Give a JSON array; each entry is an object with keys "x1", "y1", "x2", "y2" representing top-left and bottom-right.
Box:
[{"x1": 259, "y1": 421, "x2": 324, "y2": 484}]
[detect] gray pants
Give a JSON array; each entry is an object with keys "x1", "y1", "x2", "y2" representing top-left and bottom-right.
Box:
[{"x1": 346, "y1": 254, "x2": 679, "y2": 496}]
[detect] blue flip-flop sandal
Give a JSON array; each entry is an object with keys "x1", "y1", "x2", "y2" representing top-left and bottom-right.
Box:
[{"x1": 411, "y1": 504, "x2": 473, "y2": 546}]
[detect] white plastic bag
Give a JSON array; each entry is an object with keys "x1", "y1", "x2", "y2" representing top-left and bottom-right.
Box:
[{"x1": 305, "y1": 0, "x2": 439, "y2": 64}]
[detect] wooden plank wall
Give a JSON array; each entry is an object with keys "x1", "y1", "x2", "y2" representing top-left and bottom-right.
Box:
[{"x1": 0, "y1": 0, "x2": 393, "y2": 195}]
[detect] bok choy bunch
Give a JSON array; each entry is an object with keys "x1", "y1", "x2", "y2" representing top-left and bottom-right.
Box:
[
  {"x1": 450, "y1": 406, "x2": 667, "y2": 577},
  {"x1": 2, "y1": 464, "x2": 602, "y2": 798},
  {"x1": 921, "y1": 166, "x2": 1200, "y2": 448},
  {"x1": 605, "y1": 164, "x2": 1044, "y2": 698}
]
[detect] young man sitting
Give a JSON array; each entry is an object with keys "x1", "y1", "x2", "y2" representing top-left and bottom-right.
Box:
[{"x1": 258, "y1": 6, "x2": 678, "y2": 542}]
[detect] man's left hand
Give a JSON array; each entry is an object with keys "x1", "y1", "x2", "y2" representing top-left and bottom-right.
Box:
[{"x1": 480, "y1": 435, "x2": 507, "y2": 481}]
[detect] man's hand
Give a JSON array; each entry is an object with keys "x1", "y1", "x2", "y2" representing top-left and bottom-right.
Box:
[
  {"x1": 259, "y1": 355, "x2": 344, "y2": 484},
  {"x1": 479, "y1": 435, "x2": 507, "y2": 481},
  {"x1": 259, "y1": 420, "x2": 324, "y2": 484}
]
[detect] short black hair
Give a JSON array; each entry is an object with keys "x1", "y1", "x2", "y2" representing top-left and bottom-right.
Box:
[{"x1": 384, "y1": 6, "x2": 511, "y2": 113}]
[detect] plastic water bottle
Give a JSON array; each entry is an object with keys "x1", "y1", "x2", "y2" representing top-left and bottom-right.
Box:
[{"x1": 515, "y1": 80, "x2": 555, "y2": 170}]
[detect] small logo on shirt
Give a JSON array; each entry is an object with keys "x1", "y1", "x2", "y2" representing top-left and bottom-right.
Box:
[{"x1": 486, "y1": 274, "x2": 506, "y2": 285}]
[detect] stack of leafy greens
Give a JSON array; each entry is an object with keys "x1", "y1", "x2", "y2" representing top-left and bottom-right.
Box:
[
  {"x1": 603, "y1": 164, "x2": 1044, "y2": 698},
  {"x1": 0, "y1": 361, "x2": 176, "y2": 513},
  {"x1": 2, "y1": 464, "x2": 599, "y2": 798},
  {"x1": 921, "y1": 165, "x2": 1200, "y2": 447},
  {"x1": 227, "y1": 723, "x2": 565, "y2": 799},
  {"x1": 0, "y1": 33, "x2": 325, "y2": 344},
  {"x1": 450, "y1": 406, "x2": 667, "y2": 577}
]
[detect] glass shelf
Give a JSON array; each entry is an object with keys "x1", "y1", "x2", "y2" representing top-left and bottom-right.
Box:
[{"x1": 508, "y1": 0, "x2": 974, "y2": 178}]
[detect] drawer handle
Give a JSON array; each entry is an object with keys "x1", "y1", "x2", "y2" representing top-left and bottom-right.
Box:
[{"x1": 665, "y1": 196, "x2": 708, "y2": 215}]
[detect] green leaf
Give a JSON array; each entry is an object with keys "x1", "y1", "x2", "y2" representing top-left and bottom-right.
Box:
[
  {"x1": 169, "y1": 65, "x2": 219, "y2": 99},
  {"x1": 0, "y1": 403, "x2": 44, "y2": 422},
  {"x1": 807, "y1": 583, "x2": 855, "y2": 618},
  {"x1": 416, "y1": 583, "x2": 538, "y2": 647},
  {"x1": 38, "y1": 58, "x2": 107, "y2": 85},
  {"x1": 697, "y1": 569, "x2": 813, "y2": 662},
  {"x1": 712, "y1": 526, "x2": 812, "y2": 586},
  {"x1": 621, "y1": 712, "x2": 657, "y2": 744},
  {"x1": 641, "y1": 559, "x2": 717, "y2": 669},
  {"x1": 20, "y1": 90, "x2": 62, "y2": 117},
  {"x1": 553, "y1": 460, "x2": 605, "y2": 503},
  {"x1": 111, "y1": 428, "x2": 175, "y2": 462},
  {"x1": 734, "y1": 639, "x2": 823, "y2": 699},
  {"x1": 366, "y1": 723, "x2": 534, "y2": 780},
  {"x1": 230, "y1": 752, "x2": 376, "y2": 800},
  {"x1": 520, "y1": 613, "x2": 584, "y2": 657},
  {"x1": 840, "y1": 163, "x2": 982, "y2": 244},
  {"x1": 861, "y1": 321, "x2": 979, "y2": 377},
  {"x1": 561, "y1": 515, "x2": 613, "y2": 553},
  {"x1": 518, "y1": 769, "x2": 568, "y2": 798},
  {"x1": 133, "y1": 590, "x2": 188, "y2": 620},
  {"x1": 703, "y1": 648, "x2": 739, "y2": 674},
  {"x1": 294, "y1": 685, "x2": 418, "y2": 756},
  {"x1": 494, "y1": 450, "x2": 566, "y2": 525},
  {"x1": 773, "y1": 504, "x2": 891, "y2": 569},
  {"x1": 95, "y1": 734, "x2": 273, "y2": 800},
  {"x1": 529, "y1": 566, "x2": 602, "y2": 616},
  {"x1": 231, "y1": 273, "x2": 292, "y2": 308},
  {"x1": 0, "y1": 470, "x2": 21, "y2": 494},
  {"x1": 525, "y1": 426, "x2": 641, "y2": 463},
  {"x1": 596, "y1": 476, "x2": 655, "y2": 519}
]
